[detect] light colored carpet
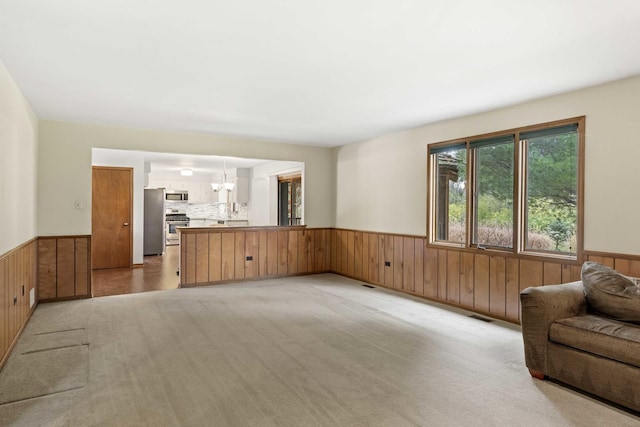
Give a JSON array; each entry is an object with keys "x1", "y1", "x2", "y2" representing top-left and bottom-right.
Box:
[{"x1": 0, "y1": 273, "x2": 638, "y2": 426}]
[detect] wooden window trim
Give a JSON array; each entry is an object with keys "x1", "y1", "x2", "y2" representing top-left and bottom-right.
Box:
[{"x1": 427, "y1": 116, "x2": 585, "y2": 262}]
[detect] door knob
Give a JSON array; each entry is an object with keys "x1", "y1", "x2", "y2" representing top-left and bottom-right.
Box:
[{"x1": 123, "y1": 222, "x2": 129, "y2": 226}]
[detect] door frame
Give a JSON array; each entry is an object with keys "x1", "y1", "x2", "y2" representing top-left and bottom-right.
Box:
[{"x1": 91, "y1": 166, "x2": 134, "y2": 269}]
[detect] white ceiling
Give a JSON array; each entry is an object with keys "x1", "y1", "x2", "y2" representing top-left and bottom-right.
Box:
[{"x1": 2, "y1": 1, "x2": 640, "y2": 147}]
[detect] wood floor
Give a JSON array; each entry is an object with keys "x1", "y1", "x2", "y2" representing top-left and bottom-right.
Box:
[{"x1": 91, "y1": 245, "x2": 180, "y2": 297}]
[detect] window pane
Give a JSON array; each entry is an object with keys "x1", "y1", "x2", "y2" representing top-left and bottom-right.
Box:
[
  {"x1": 524, "y1": 128, "x2": 578, "y2": 253},
  {"x1": 434, "y1": 148, "x2": 466, "y2": 243},
  {"x1": 472, "y1": 142, "x2": 514, "y2": 248}
]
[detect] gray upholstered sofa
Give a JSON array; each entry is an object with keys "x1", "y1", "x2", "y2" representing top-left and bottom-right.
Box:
[{"x1": 520, "y1": 262, "x2": 640, "y2": 412}]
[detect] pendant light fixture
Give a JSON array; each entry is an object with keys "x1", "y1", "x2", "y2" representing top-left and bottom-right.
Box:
[{"x1": 211, "y1": 161, "x2": 235, "y2": 192}]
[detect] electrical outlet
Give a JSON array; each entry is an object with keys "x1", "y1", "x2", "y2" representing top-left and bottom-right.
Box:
[{"x1": 385, "y1": 261, "x2": 391, "y2": 267}]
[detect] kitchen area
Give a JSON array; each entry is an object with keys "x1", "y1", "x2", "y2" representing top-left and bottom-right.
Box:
[
  {"x1": 138, "y1": 151, "x2": 303, "y2": 256},
  {"x1": 93, "y1": 147, "x2": 305, "y2": 272}
]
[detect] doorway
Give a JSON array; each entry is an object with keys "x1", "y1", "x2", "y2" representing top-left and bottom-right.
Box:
[
  {"x1": 278, "y1": 174, "x2": 302, "y2": 225},
  {"x1": 92, "y1": 166, "x2": 133, "y2": 269}
]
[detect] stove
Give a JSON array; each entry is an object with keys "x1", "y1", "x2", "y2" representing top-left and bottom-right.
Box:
[
  {"x1": 166, "y1": 214, "x2": 190, "y2": 223},
  {"x1": 166, "y1": 214, "x2": 190, "y2": 245}
]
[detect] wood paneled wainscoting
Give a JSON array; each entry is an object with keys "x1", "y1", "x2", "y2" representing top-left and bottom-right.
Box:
[
  {"x1": 329, "y1": 229, "x2": 640, "y2": 324},
  {"x1": 37, "y1": 236, "x2": 92, "y2": 301},
  {"x1": 0, "y1": 239, "x2": 38, "y2": 367},
  {"x1": 179, "y1": 226, "x2": 331, "y2": 287}
]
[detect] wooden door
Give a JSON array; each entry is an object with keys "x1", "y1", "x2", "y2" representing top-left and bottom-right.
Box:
[{"x1": 92, "y1": 167, "x2": 133, "y2": 269}]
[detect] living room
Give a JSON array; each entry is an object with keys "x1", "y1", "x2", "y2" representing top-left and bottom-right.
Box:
[{"x1": 1, "y1": 1, "x2": 640, "y2": 425}]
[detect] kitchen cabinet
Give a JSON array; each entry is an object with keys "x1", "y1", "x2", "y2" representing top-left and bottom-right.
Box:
[
  {"x1": 148, "y1": 180, "x2": 215, "y2": 203},
  {"x1": 231, "y1": 175, "x2": 249, "y2": 204}
]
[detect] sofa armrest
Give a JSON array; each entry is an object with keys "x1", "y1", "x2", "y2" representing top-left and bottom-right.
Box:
[{"x1": 520, "y1": 281, "x2": 587, "y2": 375}]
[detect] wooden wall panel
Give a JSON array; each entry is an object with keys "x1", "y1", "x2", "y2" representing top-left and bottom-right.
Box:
[
  {"x1": 354, "y1": 232, "x2": 363, "y2": 280},
  {"x1": 1, "y1": 240, "x2": 38, "y2": 369},
  {"x1": 245, "y1": 231, "x2": 259, "y2": 279},
  {"x1": 393, "y1": 236, "x2": 404, "y2": 290},
  {"x1": 313, "y1": 229, "x2": 327, "y2": 272},
  {"x1": 184, "y1": 234, "x2": 197, "y2": 285},
  {"x1": 614, "y1": 258, "x2": 640, "y2": 277},
  {"x1": 37, "y1": 236, "x2": 90, "y2": 301},
  {"x1": 330, "y1": 229, "x2": 337, "y2": 273},
  {"x1": 563, "y1": 264, "x2": 581, "y2": 283},
  {"x1": 324, "y1": 229, "x2": 331, "y2": 272},
  {"x1": 403, "y1": 237, "x2": 414, "y2": 293},
  {"x1": 459, "y1": 252, "x2": 474, "y2": 308},
  {"x1": 297, "y1": 230, "x2": 309, "y2": 274},
  {"x1": 0, "y1": 258, "x2": 5, "y2": 357},
  {"x1": 288, "y1": 230, "x2": 298, "y2": 275},
  {"x1": 414, "y1": 239, "x2": 424, "y2": 295},
  {"x1": 7, "y1": 254, "x2": 15, "y2": 349},
  {"x1": 277, "y1": 231, "x2": 288, "y2": 276},
  {"x1": 340, "y1": 230, "x2": 348, "y2": 275},
  {"x1": 235, "y1": 233, "x2": 245, "y2": 280},
  {"x1": 474, "y1": 254, "x2": 490, "y2": 313},
  {"x1": 266, "y1": 231, "x2": 278, "y2": 276},
  {"x1": 56, "y1": 238, "x2": 76, "y2": 298},
  {"x1": 378, "y1": 235, "x2": 385, "y2": 284},
  {"x1": 258, "y1": 231, "x2": 267, "y2": 277},
  {"x1": 368, "y1": 233, "x2": 380, "y2": 285},
  {"x1": 446, "y1": 250, "x2": 460, "y2": 303},
  {"x1": 543, "y1": 262, "x2": 562, "y2": 286},
  {"x1": 38, "y1": 239, "x2": 57, "y2": 299},
  {"x1": 221, "y1": 233, "x2": 235, "y2": 281},
  {"x1": 196, "y1": 234, "x2": 209, "y2": 283},
  {"x1": 382, "y1": 235, "x2": 394, "y2": 287},
  {"x1": 437, "y1": 249, "x2": 448, "y2": 300},
  {"x1": 489, "y1": 256, "x2": 506, "y2": 318},
  {"x1": 424, "y1": 247, "x2": 438, "y2": 298},
  {"x1": 520, "y1": 259, "x2": 543, "y2": 293},
  {"x1": 361, "y1": 233, "x2": 370, "y2": 282},
  {"x1": 506, "y1": 258, "x2": 520, "y2": 321},
  {"x1": 346, "y1": 231, "x2": 355, "y2": 277},
  {"x1": 74, "y1": 237, "x2": 89, "y2": 296},
  {"x1": 208, "y1": 233, "x2": 222, "y2": 282}
]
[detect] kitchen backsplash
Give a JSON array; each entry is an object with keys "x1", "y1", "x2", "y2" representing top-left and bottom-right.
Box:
[{"x1": 185, "y1": 203, "x2": 248, "y2": 220}]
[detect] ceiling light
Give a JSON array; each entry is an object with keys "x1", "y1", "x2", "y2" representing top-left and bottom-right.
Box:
[{"x1": 180, "y1": 168, "x2": 193, "y2": 176}]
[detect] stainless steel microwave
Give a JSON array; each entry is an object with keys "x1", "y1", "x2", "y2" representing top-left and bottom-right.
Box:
[{"x1": 165, "y1": 190, "x2": 188, "y2": 202}]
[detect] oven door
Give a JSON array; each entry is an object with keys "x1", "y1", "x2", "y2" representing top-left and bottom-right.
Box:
[{"x1": 166, "y1": 221, "x2": 188, "y2": 245}]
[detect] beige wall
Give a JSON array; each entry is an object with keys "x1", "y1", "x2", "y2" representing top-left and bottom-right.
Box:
[
  {"x1": 335, "y1": 74, "x2": 640, "y2": 255},
  {"x1": 0, "y1": 60, "x2": 38, "y2": 255},
  {"x1": 38, "y1": 121, "x2": 336, "y2": 236}
]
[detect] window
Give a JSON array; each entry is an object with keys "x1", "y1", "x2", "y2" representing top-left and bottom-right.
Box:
[
  {"x1": 428, "y1": 117, "x2": 584, "y2": 260},
  {"x1": 432, "y1": 144, "x2": 466, "y2": 243}
]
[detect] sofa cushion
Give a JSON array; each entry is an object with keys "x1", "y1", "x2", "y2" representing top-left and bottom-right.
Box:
[
  {"x1": 550, "y1": 314, "x2": 640, "y2": 368},
  {"x1": 581, "y1": 261, "x2": 640, "y2": 322}
]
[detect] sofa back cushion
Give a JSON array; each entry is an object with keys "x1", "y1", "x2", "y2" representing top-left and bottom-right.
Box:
[{"x1": 582, "y1": 261, "x2": 640, "y2": 322}]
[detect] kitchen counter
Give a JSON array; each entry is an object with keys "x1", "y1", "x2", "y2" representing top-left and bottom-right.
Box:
[
  {"x1": 187, "y1": 218, "x2": 249, "y2": 227},
  {"x1": 177, "y1": 224, "x2": 306, "y2": 232}
]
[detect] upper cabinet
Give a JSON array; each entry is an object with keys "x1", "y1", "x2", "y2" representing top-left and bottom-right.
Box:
[
  {"x1": 148, "y1": 167, "x2": 250, "y2": 205},
  {"x1": 231, "y1": 168, "x2": 250, "y2": 204}
]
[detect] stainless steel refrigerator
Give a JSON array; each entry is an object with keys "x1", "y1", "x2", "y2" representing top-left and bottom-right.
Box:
[{"x1": 144, "y1": 188, "x2": 166, "y2": 256}]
